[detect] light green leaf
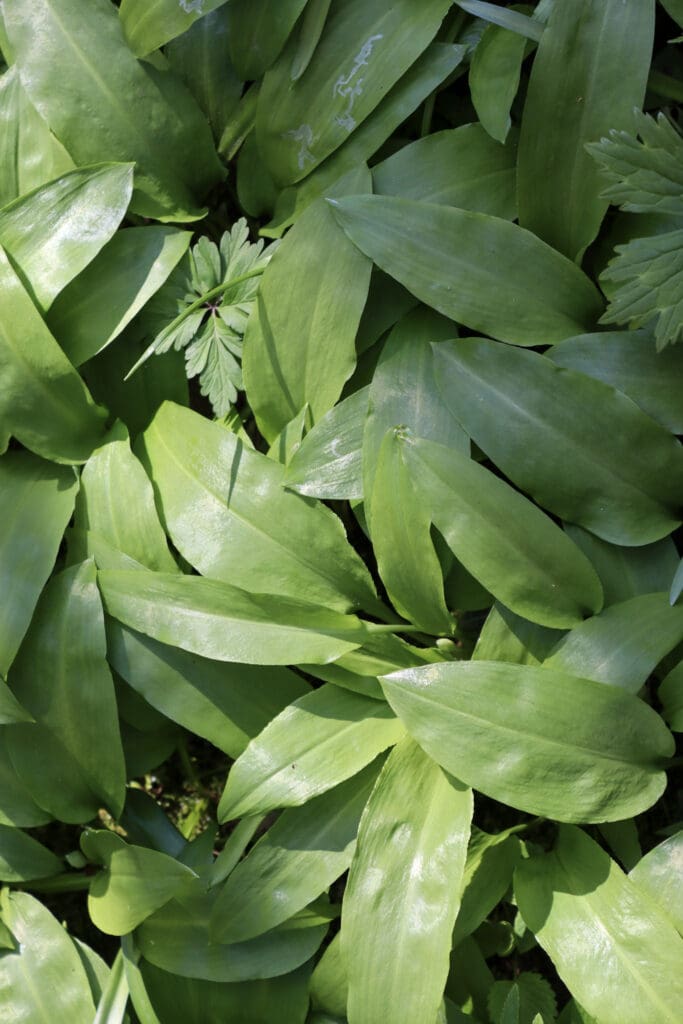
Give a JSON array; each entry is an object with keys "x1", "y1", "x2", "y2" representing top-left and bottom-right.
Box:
[
  {"x1": 93, "y1": 949, "x2": 129, "y2": 1024},
  {"x1": 284, "y1": 387, "x2": 367, "y2": 500},
  {"x1": 515, "y1": 826, "x2": 683, "y2": 1024},
  {"x1": 330, "y1": 196, "x2": 603, "y2": 346},
  {"x1": 629, "y1": 831, "x2": 683, "y2": 933},
  {"x1": 403, "y1": 434, "x2": 603, "y2": 629},
  {"x1": 256, "y1": 0, "x2": 451, "y2": 184},
  {"x1": 98, "y1": 567, "x2": 370, "y2": 666},
  {"x1": 243, "y1": 167, "x2": 372, "y2": 441},
  {"x1": 373, "y1": 124, "x2": 517, "y2": 219},
  {"x1": 227, "y1": 0, "x2": 307, "y2": 80},
  {"x1": 81, "y1": 829, "x2": 197, "y2": 936},
  {"x1": 473, "y1": 603, "x2": 565, "y2": 667},
  {"x1": 107, "y1": 619, "x2": 308, "y2": 760},
  {"x1": 291, "y1": 0, "x2": 332, "y2": 80},
  {"x1": 456, "y1": 1, "x2": 543, "y2": 40},
  {"x1": 0, "y1": 451, "x2": 77, "y2": 678},
  {"x1": 76, "y1": 425, "x2": 177, "y2": 573},
  {"x1": 7, "y1": 561, "x2": 126, "y2": 822},
  {"x1": 0, "y1": 824, "x2": 62, "y2": 881},
  {"x1": 48, "y1": 227, "x2": 192, "y2": 367},
  {"x1": 139, "y1": 401, "x2": 379, "y2": 613},
  {"x1": 3, "y1": 0, "x2": 224, "y2": 220},
  {"x1": 0, "y1": 64, "x2": 73, "y2": 207},
  {"x1": 212, "y1": 763, "x2": 379, "y2": 943},
  {"x1": 0, "y1": 163, "x2": 133, "y2": 312},
  {"x1": 310, "y1": 933, "x2": 347, "y2": 1018},
  {"x1": 543, "y1": 592, "x2": 683, "y2": 692},
  {"x1": 517, "y1": 0, "x2": 654, "y2": 261},
  {"x1": 489, "y1": 973, "x2": 556, "y2": 1024},
  {"x1": 469, "y1": 17, "x2": 529, "y2": 143},
  {"x1": 564, "y1": 524, "x2": 680, "y2": 607},
  {"x1": 453, "y1": 827, "x2": 522, "y2": 945},
  {"x1": 343, "y1": 737, "x2": 472, "y2": 1024},
  {"x1": 433, "y1": 338, "x2": 683, "y2": 544},
  {"x1": 119, "y1": 0, "x2": 230, "y2": 57},
  {"x1": 380, "y1": 661, "x2": 673, "y2": 822},
  {"x1": 218, "y1": 684, "x2": 404, "y2": 820},
  {"x1": 0, "y1": 891, "x2": 97, "y2": 1023}
]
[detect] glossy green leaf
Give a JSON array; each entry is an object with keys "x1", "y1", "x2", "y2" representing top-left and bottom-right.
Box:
[
  {"x1": 93, "y1": 950, "x2": 129, "y2": 1024},
  {"x1": 0, "y1": 744, "x2": 52, "y2": 827},
  {"x1": 515, "y1": 826, "x2": 683, "y2": 1024},
  {"x1": 0, "y1": 163, "x2": 133, "y2": 313},
  {"x1": 140, "y1": 401, "x2": 378, "y2": 613},
  {"x1": 137, "y1": 889, "x2": 327, "y2": 983},
  {"x1": 81, "y1": 829, "x2": 196, "y2": 936},
  {"x1": 7, "y1": 561, "x2": 126, "y2": 822},
  {"x1": 76, "y1": 425, "x2": 177, "y2": 573},
  {"x1": 49, "y1": 227, "x2": 192, "y2": 367},
  {"x1": 380, "y1": 661, "x2": 673, "y2": 822},
  {"x1": 371, "y1": 430, "x2": 454, "y2": 634},
  {"x1": 659, "y1": 660, "x2": 683, "y2": 731},
  {"x1": 543, "y1": 592, "x2": 683, "y2": 692},
  {"x1": 119, "y1": 0, "x2": 231, "y2": 57},
  {"x1": 99, "y1": 567, "x2": 370, "y2": 666},
  {"x1": 3, "y1": 0, "x2": 224, "y2": 220},
  {"x1": 243, "y1": 168, "x2": 372, "y2": 441},
  {"x1": 256, "y1": 0, "x2": 451, "y2": 184},
  {"x1": 373, "y1": 124, "x2": 517, "y2": 219},
  {"x1": 0, "y1": 246, "x2": 107, "y2": 463},
  {"x1": 227, "y1": 0, "x2": 307, "y2": 80},
  {"x1": 343, "y1": 737, "x2": 472, "y2": 1024},
  {"x1": 218, "y1": 684, "x2": 403, "y2": 820},
  {"x1": 549, "y1": 330, "x2": 683, "y2": 434},
  {"x1": 284, "y1": 387, "x2": 367, "y2": 500},
  {"x1": 564, "y1": 524, "x2": 680, "y2": 607},
  {"x1": 212, "y1": 763, "x2": 378, "y2": 943},
  {"x1": 456, "y1": 1, "x2": 543, "y2": 40},
  {"x1": 0, "y1": 451, "x2": 78, "y2": 678},
  {"x1": 629, "y1": 831, "x2": 683, "y2": 933},
  {"x1": 473, "y1": 603, "x2": 564, "y2": 667},
  {"x1": 469, "y1": 17, "x2": 529, "y2": 143},
  {"x1": 0, "y1": 64, "x2": 73, "y2": 207},
  {"x1": 0, "y1": 891, "x2": 97, "y2": 1023},
  {"x1": 330, "y1": 196, "x2": 603, "y2": 345},
  {"x1": 0, "y1": 824, "x2": 62, "y2": 881},
  {"x1": 517, "y1": 0, "x2": 654, "y2": 261},
  {"x1": 403, "y1": 434, "x2": 603, "y2": 629},
  {"x1": 434, "y1": 338, "x2": 683, "y2": 544}
]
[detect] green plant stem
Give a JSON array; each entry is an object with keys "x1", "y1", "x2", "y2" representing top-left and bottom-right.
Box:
[{"x1": 124, "y1": 265, "x2": 267, "y2": 380}]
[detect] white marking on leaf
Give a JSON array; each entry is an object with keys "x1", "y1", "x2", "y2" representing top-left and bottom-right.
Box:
[
  {"x1": 179, "y1": 0, "x2": 204, "y2": 14},
  {"x1": 285, "y1": 124, "x2": 317, "y2": 171},
  {"x1": 332, "y1": 34, "x2": 383, "y2": 132}
]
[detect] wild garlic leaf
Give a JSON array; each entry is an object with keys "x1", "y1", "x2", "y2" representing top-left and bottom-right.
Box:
[{"x1": 139, "y1": 219, "x2": 276, "y2": 417}]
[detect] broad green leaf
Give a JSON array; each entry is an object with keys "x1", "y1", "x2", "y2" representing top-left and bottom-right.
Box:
[
  {"x1": 227, "y1": 0, "x2": 307, "y2": 80},
  {"x1": 0, "y1": 891, "x2": 97, "y2": 1023},
  {"x1": 81, "y1": 829, "x2": 196, "y2": 936},
  {"x1": 330, "y1": 196, "x2": 603, "y2": 346},
  {"x1": 453, "y1": 827, "x2": 522, "y2": 945},
  {"x1": 137, "y1": 889, "x2": 327, "y2": 982},
  {"x1": 139, "y1": 958, "x2": 312, "y2": 1024},
  {"x1": 373, "y1": 124, "x2": 517, "y2": 219},
  {"x1": 403, "y1": 434, "x2": 603, "y2": 629},
  {"x1": 629, "y1": 831, "x2": 683, "y2": 933},
  {"x1": 3, "y1": 0, "x2": 224, "y2": 220},
  {"x1": 598, "y1": 819, "x2": 642, "y2": 873},
  {"x1": 119, "y1": 788, "x2": 186, "y2": 859},
  {"x1": 7, "y1": 561, "x2": 126, "y2": 822},
  {"x1": 243, "y1": 167, "x2": 372, "y2": 442},
  {"x1": 343, "y1": 737, "x2": 472, "y2": 1024},
  {"x1": 434, "y1": 338, "x2": 683, "y2": 544},
  {"x1": 446, "y1": 935, "x2": 494, "y2": 1021},
  {"x1": 517, "y1": 0, "x2": 654, "y2": 261},
  {"x1": 212, "y1": 763, "x2": 379, "y2": 943},
  {"x1": 0, "y1": 745, "x2": 52, "y2": 827},
  {"x1": 107, "y1": 619, "x2": 308, "y2": 760},
  {"x1": 0, "y1": 163, "x2": 133, "y2": 312},
  {"x1": 48, "y1": 227, "x2": 192, "y2": 367},
  {"x1": 218, "y1": 685, "x2": 404, "y2": 820},
  {"x1": 659, "y1": 660, "x2": 683, "y2": 731},
  {"x1": 0, "y1": 64, "x2": 73, "y2": 207},
  {"x1": 380, "y1": 661, "x2": 673, "y2": 822},
  {"x1": 140, "y1": 402, "x2": 378, "y2": 613},
  {"x1": 99, "y1": 567, "x2": 370, "y2": 666},
  {"x1": 76, "y1": 425, "x2": 177, "y2": 573},
  {"x1": 267, "y1": 405, "x2": 311, "y2": 466},
  {"x1": 0, "y1": 824, "x2": 62, "y2": 881},
  {"x1": 473, "y1": 604, "x2": 564, "y2": 667},
  {"x1": 564, "y1": 524, "x2": 680, "y2": 607},
  {"x1": 93, "y1": 950, "x2": 129, "y2": 1024},
  {"x1": 456, "y1": 1, "x2": 543, "y2": 40},
  {"x1": 291, "y1": 0, "x2": 332, "y2": 80},
  {"x1": 488, "y1": 974, "x2": 556, "y2": 1024},
  {"x1": 515, "y1": 826, "x2": 683, "y2": 1024},
  {"x1": 543, "y1": 593, "x2": 683, "y2": 692},
  {"x1": 256, "y1": 0, "x2": 451, "y2": 184},
  {"x1": 119, "y1": 0, "x2": 231, "y2": 56},
  {"x1": 0, "y1": 451, "x2": 78, "y2": 678},
  {"x1": 284, "y1": 387, "x2": 367, "y2": 500},
  {"x1": 0, "y1": 246, "x2": 107, "y2": 463},
  {"x1": 549, "y1": 329, "x2": 683, "y2": 434},
  {"x1": 469, "y1": 18, "x2": 529, "y2": 143},
  {"x1": 310, "y1": 934, "x2": 347, "y2": 1017},
  {"x1": 661, "y1": 0, "x2": 683, "y2": 25}
]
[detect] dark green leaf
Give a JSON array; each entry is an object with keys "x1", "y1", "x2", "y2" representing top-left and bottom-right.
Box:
[
  {"x1": 456, "y1": 1, "x2": 543, "y2": 40},
  {"x1": 0, "y1": 824, "x2": 62, "y2": 881},
  {"x1": 227, "y1": 0, "x2": 307, "y2": 80},
  {"x1": 469, "y1": 19, "x2": 530, "y2": 143},
  {"x1": 291, "y1": 0, "x2": 332, "y2": 80},
  {"x1": 564, "y1": 524, "x2": 680, "y2": 607}
]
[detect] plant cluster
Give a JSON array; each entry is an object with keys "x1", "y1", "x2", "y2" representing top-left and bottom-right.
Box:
[{"x1": 0, "y1": 1, "x2": 682, "y2": 1022}]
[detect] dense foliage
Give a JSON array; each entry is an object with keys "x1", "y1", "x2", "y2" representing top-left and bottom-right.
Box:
[{"x1": 0, "y1": 0, "x2": 682, "y2": 1021}]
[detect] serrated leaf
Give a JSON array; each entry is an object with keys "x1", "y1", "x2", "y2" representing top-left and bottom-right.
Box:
[{"x1": 380, "y1": 660, "x2": 673, "y2": 823}]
